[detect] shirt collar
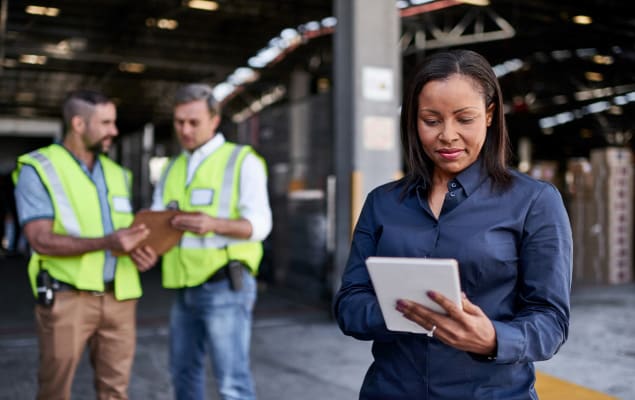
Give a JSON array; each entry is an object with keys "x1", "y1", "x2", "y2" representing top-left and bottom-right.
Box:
[
  {"x1": 56, "y1": 142, "x2": 102, "y2": 175},
  {"x1": 454, "y1": 157, "x2": 488, "y2": 196},
  {"x1": 183, "y1": 132, "x2": 225, "y2": 159}
]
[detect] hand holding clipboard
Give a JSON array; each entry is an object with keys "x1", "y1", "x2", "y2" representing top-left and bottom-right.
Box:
[{"x1": 113, "y1": 210, "x2": 186, "y2": 256}]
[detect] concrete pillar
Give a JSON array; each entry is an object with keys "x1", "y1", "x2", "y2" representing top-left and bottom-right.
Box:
[
  {"x1": 333, "y1": 0, "x2": 402, "y2": 294},
  {"x1": 288, "y1": 68, "x2": 311, "y2": 189}
]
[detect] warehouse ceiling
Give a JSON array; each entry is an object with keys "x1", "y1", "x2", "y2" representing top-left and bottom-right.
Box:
[{"x1": 1, "y1": 0, "x2": 634, "y2": 156}]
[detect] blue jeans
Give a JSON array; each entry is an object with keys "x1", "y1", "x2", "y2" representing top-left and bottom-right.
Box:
[{"x1": 169, "y1": 268, "x2": 257, "y2": 400}]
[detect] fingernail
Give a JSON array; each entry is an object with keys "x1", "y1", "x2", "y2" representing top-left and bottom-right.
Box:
[
  {"x1": 427, "y1": 291, "x2": 436, "y2": 299},
  {"x1": 395, "y1": 299, "x2": 406, "y2": 311}
]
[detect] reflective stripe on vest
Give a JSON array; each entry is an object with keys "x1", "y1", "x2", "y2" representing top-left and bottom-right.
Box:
[
  {"x1": 29, "y1": 151, "x2": 82, "y2": 236},
  {"x1": 160, "y1": 142, "x2": 264, "y2": 288},
  {"x1": 15, "y1": 145, "x2": 142, "y2": 300},
  {"x1": 180, "y1": 145, "x2": 243, "y2": 249}
]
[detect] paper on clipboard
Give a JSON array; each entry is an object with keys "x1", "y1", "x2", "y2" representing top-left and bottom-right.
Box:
[
  {"x1": 365, "y1": 257, "x2": 462, "y2": 334},
  {"x1": 117, "y1": 210, "x2": 185, "y2": 255}
]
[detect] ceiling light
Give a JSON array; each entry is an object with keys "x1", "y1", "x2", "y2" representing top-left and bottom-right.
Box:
[
  {"x1": 456, "y1": 0, "x2": 490, "y2": 5},
  {"x1": 186, "y1": 0, "x2": 219, "y2": 11},
  {"x1": 280, "y1": 28, "x2": 300, "y2": 41},
  {"x1": 492, "y1": 58, "x2": 524, "y2": 78},
  {"x1": 575, "y1": 48, "x2": 596, "y2": 58},
  {"x1": 26, "y1": 5, "x2": 60, "y2": 17},
  {"x1": 212, "y1": 83, "x2": 236, "y2": 102},
  {"x1": 303, "y1": 21, "x2": 321, "y2": 31},
  {"x1": 228, "y1": 67, "x2": 259, "y2": 86},
  {"x1": 572, "y1": 15, "x2": 592, "y2": 25},
  {"x1": 608, "y1": 105, "x2": 622, "y2": 116},
  {"x1": 19, "y1": 54, "x2": 47, "y2": 64},
  {"x1": 321, "y1": 17, "x2": 337, "y2": 28},
  {"x1": 585, "y1": 71, "x2": 603, "y2": 82},
  {"x1": 157, "y1": 19, "x2": 179, "y2": 30},
  {"x1": 119, "y1": 62, "x2": 146, "y2": 73},
  {"x1": 592, "y1": 55, "x2": 614, "y2": 65}
]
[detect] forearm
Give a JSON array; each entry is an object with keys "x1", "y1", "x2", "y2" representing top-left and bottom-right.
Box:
[
  {"x1": 28, "y1": 230, "x2": 112, "y2": 256},
  {"x1": 212, "y1": 217, "x2": 253, "y2": 239},
  {"x1": 334, "y1": 283, "x2": 396, "y2": 342},
  {"x1": 491, "y1": 305, "x2": 569, "y2": 364}
]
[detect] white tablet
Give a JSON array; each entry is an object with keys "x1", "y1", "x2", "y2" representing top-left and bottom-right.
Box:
[{"x1": 366, "y1": 256, "x2": 462, "y2": 334}]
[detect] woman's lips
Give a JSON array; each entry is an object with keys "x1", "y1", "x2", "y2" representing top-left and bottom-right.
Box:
[{"x1": 437, "y1": 149, "x2": 464, "y2": 160}]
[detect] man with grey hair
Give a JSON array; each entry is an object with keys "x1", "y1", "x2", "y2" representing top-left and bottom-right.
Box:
[
  {"x1": 150, "y1": 83, "x2": 272, "y2": 400},
  {"x1": 13, "y1": 89, "x2": 158, "y2": 399}
]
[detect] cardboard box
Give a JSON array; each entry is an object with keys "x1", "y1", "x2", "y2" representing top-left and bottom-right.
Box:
[{"x1": 584, "y1": 148, "x2": 634, "y2": 285}]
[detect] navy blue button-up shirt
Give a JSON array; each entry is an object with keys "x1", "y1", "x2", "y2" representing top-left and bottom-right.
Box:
[{"x1": 334, "y1": 160, "x2": 572, "y2": 400}]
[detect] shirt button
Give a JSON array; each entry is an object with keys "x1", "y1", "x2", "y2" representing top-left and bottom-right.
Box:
[
  {"x1": 449, "y1": 191, "x2": 456, "y2": 197},
  {"x1": 450, "y1": 182, "x2": 457, "y2": 188}
]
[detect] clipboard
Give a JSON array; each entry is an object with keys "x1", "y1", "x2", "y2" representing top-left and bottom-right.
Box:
[
  {"x1": 365, "y1": 256, "x2": 462, "y2": 334},
  {"x1": 115, "y1": 210, "x2": 185, "y2": 256}
]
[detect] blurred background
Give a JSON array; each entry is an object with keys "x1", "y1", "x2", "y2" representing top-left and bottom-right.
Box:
[
  {"x1": 0, "y1": 0, "x2": 634, "y2": 398},
  {"x1": 2, "y1": 0, "x2": 633, "y2": 298}
]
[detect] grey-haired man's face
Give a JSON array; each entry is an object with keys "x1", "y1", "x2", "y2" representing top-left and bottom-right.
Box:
[{"x1": 173, "y1": 99, "x2": 219, "y2": 151}]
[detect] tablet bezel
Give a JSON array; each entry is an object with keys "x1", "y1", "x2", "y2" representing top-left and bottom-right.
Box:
[{"x1": 365, "y1": 256, "x2": 462, "y2": 334}]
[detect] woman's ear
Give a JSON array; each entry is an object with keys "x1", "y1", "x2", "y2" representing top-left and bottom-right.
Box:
[{"x1": 486, "y1": 103, "x2": 495, "y2": 127}]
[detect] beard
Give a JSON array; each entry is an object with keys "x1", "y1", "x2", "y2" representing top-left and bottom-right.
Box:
[{"x1": 87, "y1": 137, "x2": 111, "y2": 154}]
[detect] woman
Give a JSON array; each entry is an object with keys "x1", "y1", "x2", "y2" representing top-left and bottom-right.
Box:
[{"x1": 334, "y1": 49, "x2": 572, "y2": 399}]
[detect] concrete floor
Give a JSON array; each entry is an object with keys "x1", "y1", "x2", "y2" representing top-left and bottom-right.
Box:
[{"x1": 1, "y1": 254, "x2": 634, "y2": 399}]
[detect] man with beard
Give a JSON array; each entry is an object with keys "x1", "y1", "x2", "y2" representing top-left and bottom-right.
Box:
[{"x1": 13, "y1": 89, "x2": 158, "y2": 400}]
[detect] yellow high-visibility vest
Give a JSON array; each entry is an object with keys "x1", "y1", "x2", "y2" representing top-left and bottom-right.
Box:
[
  {"x1": 13, "y1": 144, "x2": 142, "y2": 300},
  {"x1": 160, "y1": 142, "x2": 264, "y2": 288}
]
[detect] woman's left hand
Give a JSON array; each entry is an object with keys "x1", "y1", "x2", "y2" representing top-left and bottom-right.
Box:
[{"x1": 396, "y1": 291, "x2": 497, "y2": 356}]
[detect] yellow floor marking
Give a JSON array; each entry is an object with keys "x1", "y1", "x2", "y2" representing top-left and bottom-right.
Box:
[{"x1": 536, "y1": 371, "x2": 617, "y2": 400}]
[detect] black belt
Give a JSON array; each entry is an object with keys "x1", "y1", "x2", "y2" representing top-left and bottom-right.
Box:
[
  {"x1": 55, "y1": 280, "x2": 115, "y2": 295},
  {"x1": 206, "y1": 266, "x2": 230, "y2": 283}
]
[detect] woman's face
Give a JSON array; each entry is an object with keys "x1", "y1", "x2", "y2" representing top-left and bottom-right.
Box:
[{"x1": 417, "y1": 74, "x2": 494, "y2": 181}]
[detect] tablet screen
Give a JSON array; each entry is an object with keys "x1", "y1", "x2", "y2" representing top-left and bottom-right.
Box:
[{"x1": 366, "y1": 256, "x2": 462, "y2": 334}]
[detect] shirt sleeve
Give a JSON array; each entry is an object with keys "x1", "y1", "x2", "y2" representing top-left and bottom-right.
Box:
[
  {"x1": 493, "y1": 183, "x2": 572, "y2": 364},
  {"x1": 333, "y1": 190, "x2": 396, "y2": 342},
  {"x1": 14, "y1": 165, "x2": 55, "y2": 226},
  {"x1": 239, "y1": 152, "x2": 272, "y2": 241}
]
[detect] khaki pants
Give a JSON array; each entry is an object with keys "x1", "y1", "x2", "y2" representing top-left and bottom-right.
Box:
[{"x1": 35, "y1": 290, "x2": 138, "y2": 400}]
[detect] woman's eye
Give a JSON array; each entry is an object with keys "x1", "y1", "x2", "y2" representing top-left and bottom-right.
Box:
[
  {"x1": 458, "y1": 118, "x2": 475, "y2": 124},
  {"x1": 423, "y1": 119, "x2": 439, "y2": 126}
]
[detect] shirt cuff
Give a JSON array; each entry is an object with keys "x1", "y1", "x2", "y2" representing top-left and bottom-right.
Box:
[
  {"x1": 489, "y1": 320, "x2": 525, "y2": 364},
  {"x1": 245, "y1": 214, "x2": 272, "y2": 241}
]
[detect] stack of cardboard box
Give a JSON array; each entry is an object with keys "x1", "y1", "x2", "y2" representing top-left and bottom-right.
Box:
[
  {"x1": 564, "y1": 158, "x2": 594, "y2": 285},
  {"x1": 586, "y1": 147, "x2": 633, "y2": 285}
]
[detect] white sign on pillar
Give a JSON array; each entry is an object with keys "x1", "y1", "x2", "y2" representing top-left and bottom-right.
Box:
[{"x1": 362, "y1": 66, "x2": 394, "y2": 102}]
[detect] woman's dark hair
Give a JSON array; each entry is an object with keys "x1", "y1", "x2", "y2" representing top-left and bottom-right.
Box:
[{"x1": 400, "y1": 49, "x2": 512, "y2": 191}]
